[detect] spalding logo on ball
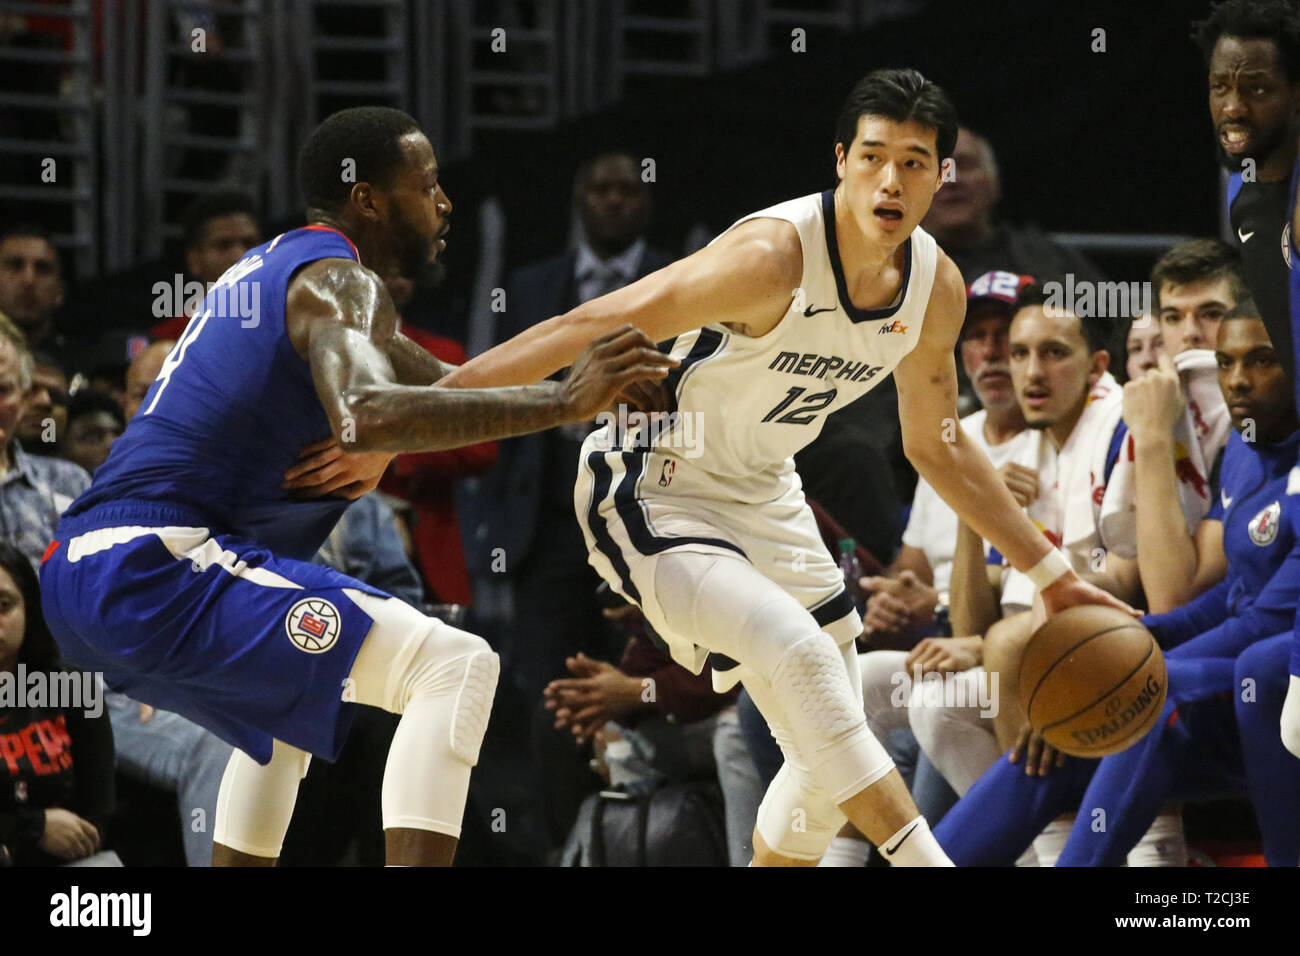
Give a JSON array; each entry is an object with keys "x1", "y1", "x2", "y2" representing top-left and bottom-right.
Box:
[{"x1": 1019, "y1": 605, "x2": 1166, "y2": 758}]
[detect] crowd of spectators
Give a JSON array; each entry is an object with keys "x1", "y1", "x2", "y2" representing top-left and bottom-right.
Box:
[{"x1": 4, "y1": 0, "x2": 1300, "y2": 869}]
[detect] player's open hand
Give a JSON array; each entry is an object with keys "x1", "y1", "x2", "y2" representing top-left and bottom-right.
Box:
[
  {"x1": 1040, "y1": 571, "x2": 1140, "y2": 619},
  {"x1": 560, "y1": 325, "x2": 677, "y2": 424},
  {"x1": 283, "y1": 437, "x2": 394, "y2": 500},
  {"x1": 1009, "y1": 725, "x2": 1067, "y2": 777}
]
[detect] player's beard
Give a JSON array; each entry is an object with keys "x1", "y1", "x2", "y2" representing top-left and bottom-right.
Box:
[
  {"x1": 1214, "y1": 119, "x2": 1290, "y2": 171},
  {"x1": 390, "y1": 206, "x2": 440, "y2": 287}
]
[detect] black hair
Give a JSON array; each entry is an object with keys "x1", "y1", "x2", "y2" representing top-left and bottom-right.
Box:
[
  {"x1": 1013, "y1": 278, "x2": 1114, "y2": 354},
  {"x1": 1150, "y1": 238, "x2": 1249, "y2": 306},
  {"x1": 0, "y1": 542, "x2": 59, "y2": 672},
  {"x1": 1223, "y1": 296, "x2": 1262, "y2": 319},
  {"x1": 66, "y1": 388, "x2": 126, "y2": 431},
  {"x1": 0, "y1": 221, "x2": 58, "y2": 253},
  {"x1": 834, "y1": 68, "x2": 959, "y2": 162},
  {"x1": 1193, "y1": 0, "x2": 1300, "y2": 82},
  {"x1": 298, "y1": 106, "x2": 423, "y2": 213},
  {"x1": 182, "y1": 191, "x2": 261, "y2": 249}
]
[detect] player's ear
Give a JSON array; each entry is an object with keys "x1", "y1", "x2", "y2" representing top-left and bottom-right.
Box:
[
  {"x1": 349, "y1": 182, "x2": 380, "y2": 222},
  {"x1": 1089, "y1": 348, "x2": 1111, "y2": 386},
  {"x1": 834, "y1": 142, "x2": 847, "y2": 181}
]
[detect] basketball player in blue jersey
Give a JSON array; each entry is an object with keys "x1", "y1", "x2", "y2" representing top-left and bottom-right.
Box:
[
  {"x1": 39, "y1": 107, "x2": 676, "y2": 867},
  {"x1": 441, "y1": 69, "x2": 1133, "y2": 867},
  {"x1": 936, "y1": 307, "x2": 1300, "y2": 866}
]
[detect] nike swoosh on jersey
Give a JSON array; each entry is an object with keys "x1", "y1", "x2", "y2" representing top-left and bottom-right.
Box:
[
  {"x1": 1221, "y1": 491, "x2": 1234, "y2": 508},
  {"x1": 1238, "y1": 228, "x2": 1255, "y2": 243},
  {"x1": 803, "y1": 305, "x2": 835, "y2": 316}
]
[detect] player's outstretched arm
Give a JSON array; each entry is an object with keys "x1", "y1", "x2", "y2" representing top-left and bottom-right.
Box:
[
  {"x1": 286, "y1": 259, "x2": 675, "y2": 453},
  {"x1": 438, "y1": 218, "x2": 803, "y2": 390},
  {"x1": 894, "y1": 253, "x2": 1136, "y2": 617}
]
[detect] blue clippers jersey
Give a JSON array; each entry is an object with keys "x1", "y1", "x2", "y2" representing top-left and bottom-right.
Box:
[
  {"x1": 1217, "y1": 428, "x2": 1300, "y2": 612},
  {"x1": 1147, "y1": 427, "x2": 1300, "y2": 651},
  {"x1": 61, "y1": 226, "x2": 360, "y2": 561}
]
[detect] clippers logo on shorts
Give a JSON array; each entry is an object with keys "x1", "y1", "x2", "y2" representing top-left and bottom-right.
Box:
[
  {"x1": 285, "y1": 598, "x2": 341, "y2": 653},
  {"x1": 659, "y1": 459, "x2": 675, "y2": 487},
  {"x1": 1249, "y1": 501, "x2": 1281, "y2": 546},
  {"x1": 1284, "y1": 223, "x2": 1294, "y2": 270}
]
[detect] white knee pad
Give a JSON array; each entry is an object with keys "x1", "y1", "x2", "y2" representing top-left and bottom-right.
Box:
[
  {"x1": 389, "y1": 628, "x2": 500, "y2": 767},
  {"x1": 754, "y1": 763, "x2": 847, "y2": 861},
  {"x1": 1282, "y1": 676, "x2": 1300, "y2": 759}
]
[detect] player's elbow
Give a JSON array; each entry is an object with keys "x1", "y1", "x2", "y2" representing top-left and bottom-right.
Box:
[{"x1": 332, "y1": 390, "x2": 395, "y2": 453}]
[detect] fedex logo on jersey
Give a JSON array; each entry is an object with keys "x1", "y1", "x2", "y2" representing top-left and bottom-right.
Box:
[
  {"x1": 768, "y1": 351, "x2": 884, "y2": 382},
  {"x1": 877, "y1": 319, "x2": 908, "y2": 335}
]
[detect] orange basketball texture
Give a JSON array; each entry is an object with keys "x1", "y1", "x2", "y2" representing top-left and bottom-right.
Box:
[{"x1": 1018, "y1": 606, "x2": 1167, "y2": 758}]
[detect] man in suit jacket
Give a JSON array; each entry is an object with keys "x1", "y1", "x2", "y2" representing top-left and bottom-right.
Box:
[{"x1": 469, "y1": 153, "x2": 675, "y2": 704}]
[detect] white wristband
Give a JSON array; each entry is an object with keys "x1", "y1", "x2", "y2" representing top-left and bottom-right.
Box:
[{"x1": 1025, "y1": 549, "x2": 1071, "y2": 591}]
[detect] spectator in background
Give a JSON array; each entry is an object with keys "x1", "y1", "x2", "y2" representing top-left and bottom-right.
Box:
[
  {"x1": 920, "y1": 128, "x2": 1105, "y2": 285},
  {"x1": 0, "y1": 541, "x2": 116, "y2": 867},
  {"x1": 79, "y1": 330, "x2": 150, "y2": 410},
  {"x1": 61, "y1": 389, "x2": 125, "y2": 476},
  {"x1": 0, "y1": 224, "x2": 76, "y2": 374},
  {"x1": 466, "y1": 151, "x2": 675, "y2": 701},
  {"x1": 15, "y1": 351, "x2": 69, "y2": 457},
  {"x1": 150, "y1": 192, "x2": 262, "y2": 342},
  {"x1": 1119, "y1": 313, "x2": 1164, "y2": 383},
  {"x1": 0, "y1": 316, "x2": 87, "y2": 563},
  {"x1": 123, "y1": 340, "x2": 173, "y2": 421},
  {"x1": 1152, "y1": 238, "x2": 1243, "y2": 355}
]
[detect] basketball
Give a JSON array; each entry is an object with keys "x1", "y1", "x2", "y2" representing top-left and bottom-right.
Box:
[{"x1": 1019, "y1": 606, "x2": 1167, "y2": 758}]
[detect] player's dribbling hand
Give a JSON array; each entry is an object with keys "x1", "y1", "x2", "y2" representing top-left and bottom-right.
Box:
[
  {"x1": 283, "y1": 437, "x2": 394, "y2": 500},
  {"x1": 560, "y1": 325, "x2": 678, "y2": 423},
  {"x1": 1009, "y1": 725, "x2": 1067, "y2": 777},
  {"x1": 1040, "y1": 571, "x2": 1140, "y2": 619},
  {"x1": 39, "y1": 808, "x2": 101, "y2": 861}
]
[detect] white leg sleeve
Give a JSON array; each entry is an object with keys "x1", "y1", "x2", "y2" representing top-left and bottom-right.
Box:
[
  {"x1": 213, "y1": 739, "x2": 311, "y2": 859},
  {"x1": 344, "y1": 590, "x2": 500, "y2": 837},
  {"x1": 1281, "y1": 675, "x2": 1300, "y2": 758}
]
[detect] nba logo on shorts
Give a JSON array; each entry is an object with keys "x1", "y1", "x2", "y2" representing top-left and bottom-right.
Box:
[
  {"x1": 659, "y1": 459, "x2": 675, "y2": 487},
  {"x1": 286, "y1": 598, "x2": 341, "y2": 653}
]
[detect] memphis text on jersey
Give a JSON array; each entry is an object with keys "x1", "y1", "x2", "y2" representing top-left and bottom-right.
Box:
[{"x1": 768, "y1": 350, "x2": 885, "y2": 382}]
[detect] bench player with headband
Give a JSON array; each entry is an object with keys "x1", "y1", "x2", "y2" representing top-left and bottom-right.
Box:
[
  {"x1": 39, "y1": 107, "x2": 675, "y2": 866},
  {"x1": 441, "y1": 68, "x2": 1133, "y2": 866}
]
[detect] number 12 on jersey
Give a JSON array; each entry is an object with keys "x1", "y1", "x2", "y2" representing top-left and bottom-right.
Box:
[{"x1": 760, "y1": 386, "x2": 837, "y2": 425}]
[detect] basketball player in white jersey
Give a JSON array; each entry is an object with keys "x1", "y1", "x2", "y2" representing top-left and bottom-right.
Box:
[{"x1": 442, "y1": 68, "x2": 1133, "y2": 866}]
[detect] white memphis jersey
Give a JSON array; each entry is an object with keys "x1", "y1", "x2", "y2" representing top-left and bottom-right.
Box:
[{"x1": 589, "y1": 189, "x2": 937, "y2": 495}]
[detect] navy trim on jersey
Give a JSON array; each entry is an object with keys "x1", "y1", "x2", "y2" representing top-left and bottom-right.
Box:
[
  {"x1": 821, "y1": 188, "x2": 912, "y2": 324},
  {"x1": 664, "y1": 326, "x2": 726, "y2": 416},
  {"x1": 809, "y1": 588, "x2": 856, "y2": 626},
  {"x1": 612, "y1": 451, "x2": 748, "y2": 559},
  {"x1": 584, "y1": 452, "x2": 643, "y2": 604},
  {"x1": 1104, "y1": 422, "x2": 1128, "y2": 486}
]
